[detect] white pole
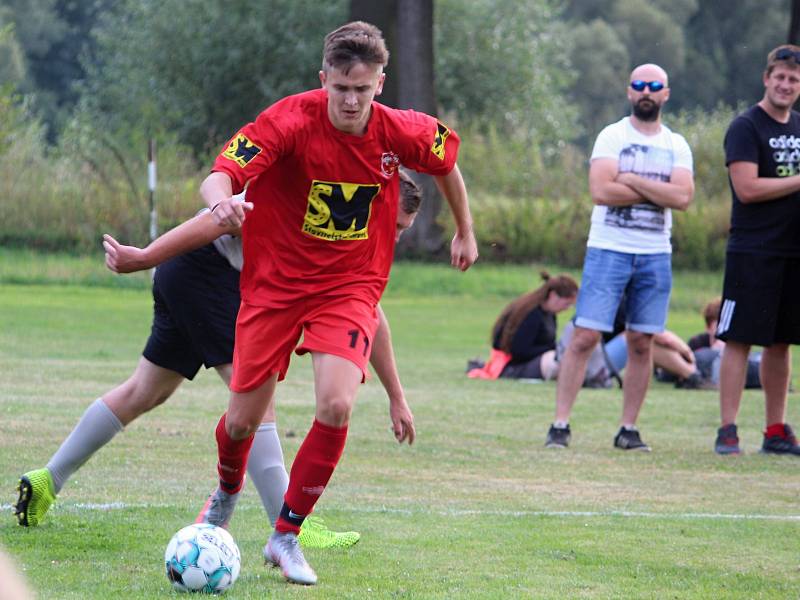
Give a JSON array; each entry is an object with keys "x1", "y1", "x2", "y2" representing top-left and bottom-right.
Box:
[{"x1": 148, "y1": 139, "x2": 157, "y2": 241}]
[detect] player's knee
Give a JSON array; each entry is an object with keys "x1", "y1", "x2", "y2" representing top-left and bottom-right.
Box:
[
  {"x1": 571, "y1": 328, "x2": 601, "y2": 355},
  {"x1": 627, "y1": 332, "x2": 652, "y2": 357},
  {"x1": 317, "y1": 397, "x2": 353, "y2": 426},
  {"x1": 225, "y1": 415, "x2": 260, "y2": 439}
]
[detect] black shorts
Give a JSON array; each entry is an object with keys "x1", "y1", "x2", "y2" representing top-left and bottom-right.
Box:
[
  {"x1": 717, "y1": 252, "x2": 800, "y2": 347},
  {"x1": 499, "y1": 354, "x2": 544, "y2": 379},
  {"x1": 142, "y1": 244, "x2": 240, "y2": 379}
]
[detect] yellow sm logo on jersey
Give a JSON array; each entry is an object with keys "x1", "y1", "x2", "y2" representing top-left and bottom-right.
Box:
[
  {"x1": 222, "y1": 133, "x2": 262, "y2": 168},
  {"x1": 431, "y1": 122, "x2": 450, "y2": 160},
  {"x1": 303, "y1": 180, "x2": 381, "y2": 241}
]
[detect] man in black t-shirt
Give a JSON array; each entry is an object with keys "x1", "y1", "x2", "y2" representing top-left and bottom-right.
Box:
[{"x1": 715, "y1": 45, "x2": 800, "y2": 456}]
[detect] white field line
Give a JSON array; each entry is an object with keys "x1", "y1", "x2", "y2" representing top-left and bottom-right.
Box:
[{"x1": 2, "y1": 503, "x2": 800, "y2": 522}]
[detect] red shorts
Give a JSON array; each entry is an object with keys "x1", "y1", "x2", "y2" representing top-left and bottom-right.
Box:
[{"x1": 230, "y1": 296, "x2": 379, "y2": 393}]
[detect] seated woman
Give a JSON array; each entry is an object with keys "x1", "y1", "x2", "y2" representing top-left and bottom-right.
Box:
[{"x1": 468, "y1": 272, "x2": 578, "y2": 380}]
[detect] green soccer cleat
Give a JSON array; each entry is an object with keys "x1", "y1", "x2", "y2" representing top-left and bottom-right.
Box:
[
  {"x1": 298, "y1": 516, "x2": 361, "y2": 549},
  {"x1": 15, "y1": 468, "x2": 56, "y2": 527}
]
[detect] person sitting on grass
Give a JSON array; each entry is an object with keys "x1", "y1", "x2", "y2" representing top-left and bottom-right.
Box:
[
  {"x1": 604, "y1": 327, "x2": 714, "y2": 389},
  {"x1": 685, "y1": 297, "x2": 761, "y2": 390},
  {"x1": 467, "y1": 272, "x2": 578, "y2": 380}
]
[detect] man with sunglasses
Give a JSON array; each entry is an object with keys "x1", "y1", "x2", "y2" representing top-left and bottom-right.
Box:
[
  {"x1": 545, "y1": 63, "x2": 694, "y2": 451},
  {"x1": 714, "y1": 45, "x2": 800, "y2": 456}
]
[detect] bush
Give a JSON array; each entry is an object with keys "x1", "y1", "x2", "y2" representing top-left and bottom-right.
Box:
[
  {"x1": 448, "y1": 104, "x2": 738, "y2": 269},
  {"x1": 0, "y1": 90, "x2": 739, "y2": 271},
  {"x1": 0, "y1": 105, "x2": 204, "y2": 253}
]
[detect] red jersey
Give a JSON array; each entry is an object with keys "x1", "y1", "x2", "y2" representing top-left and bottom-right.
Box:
[{"x1": 211, "y1": 88, "x2": 460, "y2": 308}]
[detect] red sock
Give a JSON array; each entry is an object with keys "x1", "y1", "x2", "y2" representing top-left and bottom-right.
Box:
[
  {"x1": 215, "y1": 413, "x2": 254, "y2": 494},
  {"x1": 765, "y1": 423, "x2": 786, "y2": 438},
  {"x1": 276, "y1": 419, "x2": 348, "y2": 534}
]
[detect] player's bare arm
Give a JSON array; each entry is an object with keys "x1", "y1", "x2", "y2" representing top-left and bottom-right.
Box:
[
  {"x1": 199, "y1": 171, "x2": 249, "y2": 228},
  {"x1": 589, "y1": 158, "x2": 647, "y2": 206},
  {"x1": 616, "y1": 167, "x2": 694, "y2": 211},
  {"x1": 370, "y1": 304, "x2": 415, "y2": 445},
  {"x1": 434, "y1": 165, "x2": 478, "y2": 271},
  {"x1": 729, "y1": 160, "x2": 800, "y2": 203},
  {"x1": 654, "y1": 330, "x2": 695, "y2": 365},
  {"x1": 104, "y1": 207, "x2": 251, "y2": 273}
]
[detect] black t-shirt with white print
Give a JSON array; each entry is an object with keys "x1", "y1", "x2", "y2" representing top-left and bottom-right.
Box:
[{"x1": 724, "y1": 104, "x2": 800, "y2": 256}]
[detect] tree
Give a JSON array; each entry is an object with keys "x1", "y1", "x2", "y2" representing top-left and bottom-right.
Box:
[
  {"x1": 569, "y1": 19, "x2": 630, "y2": 140},
  {"x1": 82, "y1": 0, "x2": 346, "y2": 153},
  {"x1": 349, "y1": 0, "x2": 443, "y2": 254},
  {"x1": 0, "y1": 0, "x2": 111, "y2": 137},
  {"x1": 789, "y1": 0, "x2": 800, "y2": 43}
]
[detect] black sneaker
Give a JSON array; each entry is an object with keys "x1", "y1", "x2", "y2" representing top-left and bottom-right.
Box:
[
  {"x1": 761, "y1": 423, "x2": 800, "y2": 456},
  {"x1": 545, "y1": 424, "x2": 571, "y2": 449},
  {"x1": 675, "y1": 371, "x2": 716, "y2": 390},
  {"x1": 714, "y1": 423, "x2": 741, "y2": 455},
  {"x1": 613, "y1": 427, "x2": 651, "y2": 451},
  {"x1": 465, "y1": 358, "x2": 484, "y2": 373}
]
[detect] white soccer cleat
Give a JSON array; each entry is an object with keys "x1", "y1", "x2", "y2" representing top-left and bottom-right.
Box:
[
  {"x1": 264, "y1": 531, "x2": 318, "y2": 585},
  {"x1": 195, "y1": 486, "x2": 240, "y2": 529}
]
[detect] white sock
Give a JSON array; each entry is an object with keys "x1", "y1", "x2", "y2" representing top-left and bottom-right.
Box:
[
  {"x1": 46, "y1": 398, "x2": 124, "y2": 493},
  {"x1": 246, "y1": 423, "x2": 289, "y2": 527}
]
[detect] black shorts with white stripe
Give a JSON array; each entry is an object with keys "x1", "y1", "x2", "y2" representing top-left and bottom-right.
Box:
[{"x1": 717, "y1": 252, "x2": 800, "y2": 347}]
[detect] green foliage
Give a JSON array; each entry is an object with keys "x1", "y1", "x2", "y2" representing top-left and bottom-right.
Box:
[
  {"x1": 456, "y1": 121, "x2": 588, "y2": 198},
  {"x1": 0, "y1": 81, "x2": 23, "y2": 149},
  {"x1": 84, "y1": 0, "x2": 346, "y2": 154},
  {"x1": 435, "y1": 0, "x2": 580, "y2": 145},
  {"x1": 568, "y1": 19, "x2": 630, "y2": 139},
  {"x1": 612, "y1": 0, "x2": 686, "y2": 77},
  {"x1": 449, "y1": 104, "x2": 738, "y2": 269},
  {"x1": 668, "y1": 104, "x2": 738, "y2": 203},
  {"x1": 0, "y1": 108, "x2": 204, "y2": 252},
  {"x1": 0, "y1": 0, "x2": 109, "y2": 134},
  {"x1": 562, "y1": 0, "x2": 791, "y2": 141},
  {"x1": 467, "y1": 193, "x2": 589, "y2": 265},
  {"x1": 677, "y1": 0, "x2": 789, "y2": 112},
  {"x1": 0, "y1": 20, "x2": 26, "y2": 87}
]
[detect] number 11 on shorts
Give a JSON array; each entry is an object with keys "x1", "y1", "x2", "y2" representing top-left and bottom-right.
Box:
[{"x1": 347, "y1": 329, "x2": 370, "y2": 356}]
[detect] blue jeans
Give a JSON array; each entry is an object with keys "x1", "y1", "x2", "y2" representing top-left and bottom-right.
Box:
[{"x1": 575, "y1": 247, "x2": 672, "y2": 334}]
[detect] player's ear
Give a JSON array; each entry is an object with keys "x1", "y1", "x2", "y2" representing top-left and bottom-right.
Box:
[
  {"x1": 375, "y1": 72, "x2": 386, "y2": 96},
  {"x1": 319, "y1": 70, "x2": 326, "y2": 88}
]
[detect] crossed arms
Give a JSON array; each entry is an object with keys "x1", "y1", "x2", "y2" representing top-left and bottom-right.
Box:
[{"x1": 589, "y1": 158, "x2": 695, "y2": 211}]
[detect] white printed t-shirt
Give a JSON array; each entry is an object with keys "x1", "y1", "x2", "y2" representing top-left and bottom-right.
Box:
[{"x1": 587, "y1": 116, "x2": 693, "y2": 254}]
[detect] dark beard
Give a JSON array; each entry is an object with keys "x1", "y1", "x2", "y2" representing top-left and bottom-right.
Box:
[{"x1": 632, "y1": 99, "x2": 660, "y2": 122}]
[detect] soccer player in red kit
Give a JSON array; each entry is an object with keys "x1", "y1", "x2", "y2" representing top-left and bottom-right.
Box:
[{"x1": 196, "y1": 21, "x2": 477, "y2": 584}]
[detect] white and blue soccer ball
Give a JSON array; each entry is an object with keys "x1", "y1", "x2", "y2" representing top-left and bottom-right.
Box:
[{"x1": 164, "y1": 523, "x2": 241, "y2": 593}]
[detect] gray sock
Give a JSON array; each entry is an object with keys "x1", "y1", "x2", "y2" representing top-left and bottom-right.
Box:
[
  {"x1": 246, "y1": 422, "x2": 289, "y2": 526},
  {"x1": 46, "y1": 398, "x2": 124, "y2": 493}
]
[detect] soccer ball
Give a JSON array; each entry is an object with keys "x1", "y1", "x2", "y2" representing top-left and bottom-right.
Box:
[{"x1": 164, "y1": 523, "x2": 241, "y2": 593}]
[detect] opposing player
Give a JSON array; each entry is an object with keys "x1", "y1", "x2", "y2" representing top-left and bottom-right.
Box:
[
  {"x1": 188, "y1": 21, "x2": 476, "y2": 585},
  {"x1": 14, "y1": 173, "x2": 424, "y2": 551}
]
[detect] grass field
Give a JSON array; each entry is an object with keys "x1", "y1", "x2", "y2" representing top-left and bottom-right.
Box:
[{"x1": 1, "y1": 254, "x2": 799, "y2": 598}]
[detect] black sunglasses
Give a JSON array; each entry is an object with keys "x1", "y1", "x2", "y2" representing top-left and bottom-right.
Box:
[
  {"x1": 775, "y1": 47, "x2": 800, "y2": 63},
  {"x1": 630, "y1": 80, "x2": 665, "y2": 92}
]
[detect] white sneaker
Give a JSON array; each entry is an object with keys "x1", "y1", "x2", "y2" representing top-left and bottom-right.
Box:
[
  {"x1": 264, "y1": 531, "x2": 318, "y2": 585},
  {"x1": 195, "y1": 486, "x2": 240, "y2": 528}
]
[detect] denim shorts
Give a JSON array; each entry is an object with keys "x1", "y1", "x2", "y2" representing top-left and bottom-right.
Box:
[{"x1": 575, "y1": 247, "x2": 672, "y2": 334}]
